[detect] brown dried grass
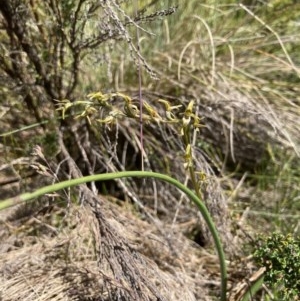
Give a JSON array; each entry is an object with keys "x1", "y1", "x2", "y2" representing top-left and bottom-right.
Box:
[{"x1": 0, "y1": 192, "x2": 228, "y2": 301}]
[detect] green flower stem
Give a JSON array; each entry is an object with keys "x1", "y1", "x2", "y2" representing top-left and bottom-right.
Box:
[
  {"x1": 0, "y1": 171, "x2": 227, "y2": 301},
  {"x1": 182, "y1": 122, "x2": 202, "y2": 200}
]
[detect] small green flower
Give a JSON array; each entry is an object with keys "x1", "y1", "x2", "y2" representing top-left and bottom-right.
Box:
[
  {"x1": 144, "y1": 100, "x2": 162, "y2": 122},
  {"x1": 55, "y1": 99, "x2": 73, "y2": 119},
  {"x1": 158, "y1": 99, "x2": 181, "y2": 122},
  {"x1": 87, "y1": 92, "x2": 111, "y2": 107}
]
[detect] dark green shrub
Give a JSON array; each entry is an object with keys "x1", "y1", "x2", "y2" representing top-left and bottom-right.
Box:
[{"x1": 254, "y1": 233, "x2": 300, "y2": 300}]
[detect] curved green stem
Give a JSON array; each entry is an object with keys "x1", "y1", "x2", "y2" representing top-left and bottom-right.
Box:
[{"x1": 0, "y1": 171, "x2": 227, "y2": 301}]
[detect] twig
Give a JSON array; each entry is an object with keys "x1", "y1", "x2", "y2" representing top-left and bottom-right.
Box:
[{"x1": 134, "y1": 0, "x2": 144, "y2": 172}]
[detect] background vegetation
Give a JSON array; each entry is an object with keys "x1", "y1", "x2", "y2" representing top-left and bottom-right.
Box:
[{"x1": 0, "y1": 0, "x2": 299, "y2": 300}]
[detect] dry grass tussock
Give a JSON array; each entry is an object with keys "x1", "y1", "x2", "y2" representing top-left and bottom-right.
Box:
[{"x1": 0, "y1": 191, "x2": 228, "y2": 301}]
